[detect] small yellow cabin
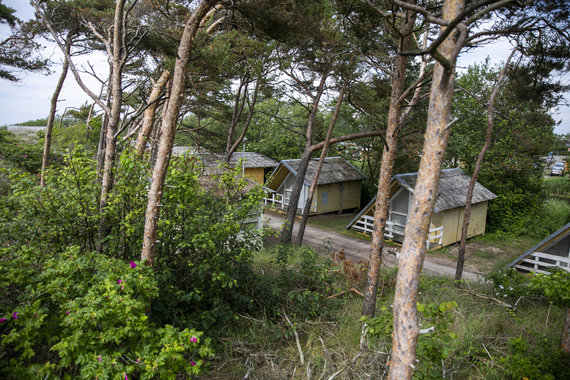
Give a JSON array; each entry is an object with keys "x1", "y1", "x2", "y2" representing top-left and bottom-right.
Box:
[
  {"x1": 265, "y1": 157, "x2": 365, "y2": 215},
  {"x1": 172, "y1": 147, "x2": 277, "y2": 185},
  {"x1": 346, "y1": 169, "x2": 497, "y2": 248}
]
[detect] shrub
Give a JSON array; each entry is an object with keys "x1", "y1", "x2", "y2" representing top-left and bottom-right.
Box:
[
  {"x1": 0, "y1": 246, "x2": 213, "y2": 379},
  {"x1": 0, "y1": 129, "x2": 49, "y2": 174},
  {"x1": 0, "y1": 147, "x2": 266, "y2": 330}
]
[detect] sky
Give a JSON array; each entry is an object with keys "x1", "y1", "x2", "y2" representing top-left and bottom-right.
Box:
[{"x1": 1, "y1": 1, "x2": 569, "y2": 135}]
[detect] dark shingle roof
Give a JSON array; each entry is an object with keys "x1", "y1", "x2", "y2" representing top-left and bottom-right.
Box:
[
  {"x1": 394, "y1": 168, "x2": 496, "y2": 213},
  {"x1": 228, "y1": 152, "x2": 277, "y2": 168},
  {"x1": 346, "y1": 168, "x2": 497, "y2": 230},
  {"x1": 281, "y1": 157, "x2": 365, "y2": 185},
  {"x1": 173, "y1": 148, "x2": 277, "y2": 169}
]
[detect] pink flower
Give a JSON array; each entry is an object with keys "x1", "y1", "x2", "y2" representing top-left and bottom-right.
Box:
[
  {"x1": 124, "y1": 374, "x2": 129, "y2": 380},
  {"x1": 12, "y1": 312, "x2": 18, "y2": 319},
  {"x1": 65, "y1": 311, "x2": 70, "y2": 315},
  {"x1": 190, "y1": 336, "x2": 197, "y2": 343},
  {"x1": 0, "y1": 318, "x2": 6, "y2": 323},
  {"x1": 117, "y1": 279, "x2": 122, "y2": 284},
  {"x1": 190, "y1": 361, "x2": 196, "y2": 366},
  {"x1": 129, "y1": 261, "x2": 137, "y2": 268},
  {"x1": 98, "y1": 355, "x2": 102, "y2": 362}
]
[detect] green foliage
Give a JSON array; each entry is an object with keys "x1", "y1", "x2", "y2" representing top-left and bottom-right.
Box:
[
  {"x1": 363, "y1": 300, "x2": 458, "y2": 379},
  {"x1": 0, "y1": 147, "x2": 266, "y2": 330},
  {"x1": 0, "y1": 246, "x2": 213, "y2": 379},
  {"x1": 246, "y1": 246, "x2": 335, "y2": 321},
  {"x1": 50, "y1": 118, "x2": 102, "y2": 152},
  {"x1": 486, "y1": 268, "x2": 529, "y2": 300},
  {"x1": 543, "y1": 176, "x2": 570, "y2": 200},
  {"x1": 0, "y1": 129, "x2": 55, "y2": 173},
  {"x1": 499, "y1": 335, "x2": 570, "y2": 380},
  {"x1": 14, "y1": 118, "x2": 48, "y2": 126},
  {"x1": 529, "y1": 270, "x2": 570, "y2": 308}
]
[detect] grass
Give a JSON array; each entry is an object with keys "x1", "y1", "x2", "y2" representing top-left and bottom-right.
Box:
[
  {"x1": 208, "y1": 248, "x2": 568, "y2": 379},
  {"x1": 306, "y1": 212, "x2": 371, "y2": 240}
]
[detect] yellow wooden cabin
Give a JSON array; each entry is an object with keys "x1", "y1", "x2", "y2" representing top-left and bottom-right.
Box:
[
  {"x1": 264, "y1": 157, "x2": 365, "y2": 215},
  {"x1": 172, "y1": 147, "x2": 277, "y2": 185},
  {"x1": 346, "y1": 169, "x2": 497, "y2": 249}
]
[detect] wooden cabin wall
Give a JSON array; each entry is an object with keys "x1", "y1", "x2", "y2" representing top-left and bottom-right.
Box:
[
  {"x1": 315, "y1": 181, "x2": 361, "y2": 214},
  {"x1": 439, "y1": 201, "x2": 489, "y2": 247},
  {"x1": 244, "y1": 167, "x2": 265, "y2": 184}
]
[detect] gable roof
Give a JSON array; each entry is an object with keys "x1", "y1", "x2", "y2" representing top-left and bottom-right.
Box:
[
  {"x1": 273, "y1": 157, "x2": 365, "y2": 187},
  {"x1": 394, "y1": 168, "x2": 497, "y2": 213},
  {"x1": 346, "y1": 168, "x2": 496, "y2": 229},
  {"x1": 228, "y1": 152, "x2": 278, "y2": 169},
  {"x1": 506, "y1": 223, "x2": 570, "y2": 270},
  {"x1": 173, "y1": 148, "x2": 277, "y2": 169}
]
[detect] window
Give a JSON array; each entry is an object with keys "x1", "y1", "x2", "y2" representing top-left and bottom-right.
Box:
[{"x1": 321, "y1": 192, "x2": 328, "y2": 205}]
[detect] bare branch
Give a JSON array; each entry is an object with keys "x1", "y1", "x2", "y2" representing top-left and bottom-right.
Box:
[
  {"x1": 31, "y1": 0, "x2": 111, "y2": 115},
  {"x1": 388, "y1": 0, "x2": 448, "y2": 26}
]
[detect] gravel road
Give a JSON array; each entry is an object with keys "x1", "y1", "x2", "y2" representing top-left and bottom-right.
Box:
[{"x1": 263, "y1": 212, "x2": 484, "y2": 281}]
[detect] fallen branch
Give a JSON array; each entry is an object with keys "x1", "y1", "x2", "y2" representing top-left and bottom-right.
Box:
[
  {"x1": 327, "y1": 287, "x2": 364, "y2": 299},
  {"x1": 283, "y1": 309, "x2": 305, "y2": 365},
  {"x1": 463, "y1": 282, "x2": 516, "y2": 309},
  {"x1": 326, "y1": 350, "x2": 363, "y2": 380}
]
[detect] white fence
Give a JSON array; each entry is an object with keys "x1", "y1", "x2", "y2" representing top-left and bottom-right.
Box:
[
  {"x1": 351, "y1": 214, "x2": 443, "y2": 249},
  {"x1": 514, "y1": 251, "x2": 570, "y2": 274},
  {"x1": 263, "y1": 192, "x2": 317, "y2": 213}
]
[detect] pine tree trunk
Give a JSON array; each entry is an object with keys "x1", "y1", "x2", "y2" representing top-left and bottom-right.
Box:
[
  {"x1": 561, "y1": 307, "x2": 570, "y2": 354},
  {"x1": 362, "y1": 4, "x2": 417, "y2": 317},
  {"x1": 98, "y1": 0, "x2": 127, "y2": 252},
  {"x1": 388, "y1": 1, "x2": 466, "y2": 378},
  {"x1": 40, "y1": 34, "x2": 71, "y2": 187},
  {"x1": 141, "y1": 0, "x2": 217, "y2": 266},
  {"x1": 455, "y1": 48, "x2": 515, "y2": 280},
  {"x1": 296, "y1": 84, "x2": 346, "y2": 245},
  {"x1": 280, "y1": 75, "x2": 328, "y2": 244},
  {"x1": 135, "y1": 69, "x2": 170, "y2": 158}
]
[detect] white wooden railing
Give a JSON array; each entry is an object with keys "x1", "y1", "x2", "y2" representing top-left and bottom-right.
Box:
[
  {"x1": 351, "y1": 215, "x2": 443, "y2": 249},
  {"x1": 263, "y1": 192, "x2": 317, "y2": 213},
  {"x1": 426, "y1": 226, "x2": 443, "y2": 250},
  {"x1": 515, "y1": 251, "x2": 570, "y2": 274},
  {"x1": 264, "y1": 192, "x2": 286, "y2": 210}
]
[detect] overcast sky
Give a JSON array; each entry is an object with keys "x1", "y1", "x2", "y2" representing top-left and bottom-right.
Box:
[{"x1": 1, "y1": 0, "x2": 568, "y2": 135}]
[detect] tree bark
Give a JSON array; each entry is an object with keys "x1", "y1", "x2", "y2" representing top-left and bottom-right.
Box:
[
  {"x1": 98, "y1": 0, "x2": 128, "y2": 252},
  {"x1": 296, "y1": 84, "x2": 346, "y2": 245},
  {"x1": 455, "y1": 48, "x2": 515, "y2": 280},
  {"x1": 280, "y1": 74, "x2": 328, "y2": 244},
  {"x1": 141, "y1": 0, "x2": 217, "y2": 266},
  {"x1": 99, "y1": 0, "x2": 126, "y2": 210},
  {"x1": 225, "y1": 78, "x2": 261, "y2": 163},
  {"x1": 562, "y1": 307, "x2": 570, "y2": 354},
  {"x1": 135, "y1": 68, "x2": 170, "y2": 158},
  {"x1": 362, "y1": 2, "x2": 417, "y2": 318},
  {"x1": 97, "y1": 83, "x2": 111, "y2": 179},
  {"x1": 40, "y1": 33, "x2": 72, "y2": 187},
  {"x1": 388, "y1": 1, "x2": 466, "y2": 378}
]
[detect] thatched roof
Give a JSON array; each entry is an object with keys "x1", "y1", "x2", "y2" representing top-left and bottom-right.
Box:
[
  {"x1": 279, "y1": 157, "x2": 365, "y2": 185},
  {"x1": 394, "y1": 168, "x2": 496, "y2": 213}
]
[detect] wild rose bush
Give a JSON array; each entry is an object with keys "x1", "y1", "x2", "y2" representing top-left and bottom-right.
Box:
[{"x1": 0, "y1": 246, "x2": 213, "y2": 379}]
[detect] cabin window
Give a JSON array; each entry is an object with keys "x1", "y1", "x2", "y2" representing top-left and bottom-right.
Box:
[{"x1": 322, "y1": 192, "x2": 329, "y2": 205}]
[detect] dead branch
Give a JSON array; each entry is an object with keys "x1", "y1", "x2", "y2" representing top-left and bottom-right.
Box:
[
  {"x1": 327, "y1": 288, "x2": 364, "y2": 299},
  {"x1": 283, "y1": 309, "x2": 305, "y2": 365},
  {"x1": 462, "y1": 282, "x2": 516, "y2": 309}
]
